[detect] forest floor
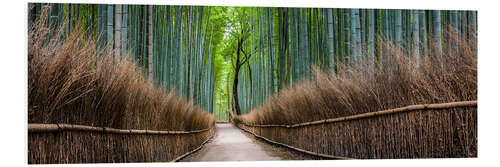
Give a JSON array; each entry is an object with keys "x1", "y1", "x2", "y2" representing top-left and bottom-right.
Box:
[{"x1": 180, "y1": 123, "x2": 319, "y2": 162}]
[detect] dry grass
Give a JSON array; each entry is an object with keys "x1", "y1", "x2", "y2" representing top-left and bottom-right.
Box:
[
  {"x1": 238, "y1": 33, "x2": 476, "y2": 126},
  {"x1": 28, "y1": 9, "x2": 214, "y2": 163},
  {"x1": 235, "y1": 31, "x2": 477, "y2": 159}
]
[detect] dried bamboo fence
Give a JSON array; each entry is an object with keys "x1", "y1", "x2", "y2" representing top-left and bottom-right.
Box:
[
  {"x1": 28, "y1": 123, "x2": 215, "y2": 163},
  {"x1": 235, "y1": 101, "x2": 477, "y2": 159}
]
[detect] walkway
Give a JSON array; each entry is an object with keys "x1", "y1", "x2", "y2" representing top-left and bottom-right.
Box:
[{"x1": 181, "y1": 123, "x2": 312, "y2": 161}]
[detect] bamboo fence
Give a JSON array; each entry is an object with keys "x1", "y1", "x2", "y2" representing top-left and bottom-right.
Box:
[
  {"x1": 235, "y1": 101, "x2": 477, "y2": 159},
  {"x1": 238, "y1": 124, "x2": 352, "y2": 160},
  {"x1": 171, "y1": 132, "x2": 215, "y2": 162},
  {"x1": 28, "y1": 123, "x2": 215, "y2": 163}
]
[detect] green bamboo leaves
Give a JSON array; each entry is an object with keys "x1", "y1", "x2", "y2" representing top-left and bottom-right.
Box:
[
  {"x1": 225, "y1": 7, "x2": 477, "y2": 116},
  {"x1": 29, "y1": 4, "x2": 224, "y2": 115},
  {"x1": 28, "y1": 4, "x2": 478, "y2": 119}
]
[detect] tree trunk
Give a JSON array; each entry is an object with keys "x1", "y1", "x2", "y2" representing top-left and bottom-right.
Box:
[{"x1": 232, "y1": 37, "x2": 243, "y2": 115}]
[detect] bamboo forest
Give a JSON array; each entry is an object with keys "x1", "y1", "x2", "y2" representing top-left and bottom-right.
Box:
[{"x1": 28, "y1": 3, "x2": 477, "y2": 163}]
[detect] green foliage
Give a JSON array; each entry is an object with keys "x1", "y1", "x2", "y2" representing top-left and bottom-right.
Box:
[
  {"x1": 29, "y1": 3, "x2": 477, "y2": 120},
  {"x1": 217, "y1": 7, "x2": 477, "y2": 116}
]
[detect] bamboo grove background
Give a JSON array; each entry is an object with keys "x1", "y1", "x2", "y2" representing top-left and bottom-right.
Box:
[
  {"x1": 229, "y1": 7, "x2": 477, "y2": 159},
  {"x1": 28, "y1": 3, "x2": 219, "y2": 163},
  {"x1": 28, "y1": 3, "x2": 226, "y2": 114},
  {"x1": 224, "y1": 7, "x2": 477, "y2": 115},
  {"x1": 28, "y1": 2, "x2": 477, "y2": 161},
  {"x1": 28, "y1": 4, "x2": 477, "y2": 119}
]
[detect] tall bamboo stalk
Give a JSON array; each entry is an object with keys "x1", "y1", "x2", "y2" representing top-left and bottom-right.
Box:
[
  {"x1": 432, "y1": 10, "x2": 442, "y2": 57},
  {"x1": 412, "y1": 10, "x2": 420, "y2": 68},
  {"x1": 327, "y1": 8, "x2": 335, "y2": 69},
  {"x1": 114, "y1": 4, "x2": 121, "y2": 61},
  {"x1": 148, "y1": 5, "x2": 153, "y2": 82}
]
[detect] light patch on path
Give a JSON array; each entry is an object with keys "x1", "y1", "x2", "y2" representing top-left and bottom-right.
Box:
[{"x1": 181, "y1": 123, "x2": 281, "y2": 161}]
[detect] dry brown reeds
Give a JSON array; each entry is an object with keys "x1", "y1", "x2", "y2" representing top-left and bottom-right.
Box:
[
  {"x1": 28, "y1": 10, "x2": 215, "y2": 163},
  {"x1": 235, "y1": 32, "x2": 477, "y2": 159}
]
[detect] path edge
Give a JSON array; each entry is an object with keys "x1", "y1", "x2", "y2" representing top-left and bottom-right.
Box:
[
  {"x1": 234, "y1": 124, "x2": 353, "y2": 160},
  {"x1": 171, "y1": 127, "x2": 216, "y2": 162}
]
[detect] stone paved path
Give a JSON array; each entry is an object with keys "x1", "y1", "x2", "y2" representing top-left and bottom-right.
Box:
[{"x1": 181, "y1": 123, "x2": 284, "y2": 161}]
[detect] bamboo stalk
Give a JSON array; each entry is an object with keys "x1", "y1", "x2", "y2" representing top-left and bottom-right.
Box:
[
  {"x1": 28, "y1": 123, "x2": 213, "y2": 135},
  {"x1": 242, "y1": 100, "x2": 476, "y2": 128}
]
